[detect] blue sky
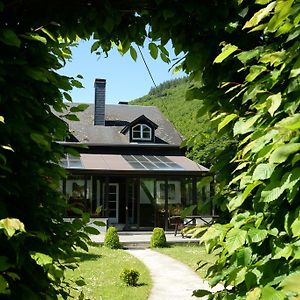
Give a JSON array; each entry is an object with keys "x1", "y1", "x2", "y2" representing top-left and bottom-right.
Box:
[{"x1": 60, "y1": 39, "x2": 186, "y2": 104}]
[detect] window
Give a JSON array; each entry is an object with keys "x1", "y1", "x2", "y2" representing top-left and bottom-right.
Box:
[
  {"x1": 157, "y1": 181, "x2": 181, "y2": 204},
  {"x1": 132, "y1": 124, "x2": 152, "y2": 141}
]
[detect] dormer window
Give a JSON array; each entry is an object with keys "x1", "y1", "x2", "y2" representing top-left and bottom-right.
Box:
[
  {"x1": 132, "y1": 124, "x2": 152, "y2": 141},
  {"x1": 120, "y1": 114, "x2": 158, "y2": 143}
]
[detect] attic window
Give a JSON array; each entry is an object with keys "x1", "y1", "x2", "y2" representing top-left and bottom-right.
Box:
[{"x1": 132, "y1": 124, "x2": 152, "y2": 141}]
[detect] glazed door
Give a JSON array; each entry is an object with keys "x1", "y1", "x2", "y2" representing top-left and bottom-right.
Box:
[{"x1": 108, "y1": 183, "x2": 119, "y2": 223}]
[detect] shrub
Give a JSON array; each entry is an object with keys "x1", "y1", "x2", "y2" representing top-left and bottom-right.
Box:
[
  {"x1": 103, "y1": 226, "x2": 121, "y2": 249},
  {"x1": 150, "y1": 227, "x2": 167, "y2": 248},
  {"x1": 120, "y1": 268, "x2": 140, "y2": 286}
]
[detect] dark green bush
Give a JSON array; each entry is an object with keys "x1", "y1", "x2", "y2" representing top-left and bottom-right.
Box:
[
  {"x1": 103, "y1": 226, "x2": 121, "y2": 249},
  {"x1": 120, "y1": 268, "x2": 140, "y2": 286},
  {"x1": 150, "y1": 227, "x2": 167, "y2": 248}
]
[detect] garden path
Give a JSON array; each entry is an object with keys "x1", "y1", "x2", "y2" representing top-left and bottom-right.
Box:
[{"x1": 127, "y1": 249, "x2": 223, "y2": 300}]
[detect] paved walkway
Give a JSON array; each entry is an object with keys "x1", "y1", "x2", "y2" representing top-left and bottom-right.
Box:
[
  {"x1": 127, "y1": 249, "x2": 223, "y2": 300},
  {"x1": 91, "y1": 231, "x2": 200, "y2": 245}
]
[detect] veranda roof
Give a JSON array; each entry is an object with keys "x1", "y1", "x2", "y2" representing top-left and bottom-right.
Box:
[{"x1": 62, "y1": 154, "x2": 209, "y2": 175}]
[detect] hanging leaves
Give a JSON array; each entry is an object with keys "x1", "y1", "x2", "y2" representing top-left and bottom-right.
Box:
[{"x1": 213, "y1": 44, "x2": 238, "y2": 63}]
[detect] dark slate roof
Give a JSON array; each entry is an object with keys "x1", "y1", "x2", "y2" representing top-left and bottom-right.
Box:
[
  {"x1": 62, "y1": 103, "x2": 183, "y2": 145},
  {"x1": 120, "y1": 114, "x2": 158, "y2": 134}
]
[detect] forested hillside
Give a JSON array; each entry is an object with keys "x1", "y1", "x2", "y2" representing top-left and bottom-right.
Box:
[{"x1": 131, "y1": 78, "x2": 234, "y2": 168}]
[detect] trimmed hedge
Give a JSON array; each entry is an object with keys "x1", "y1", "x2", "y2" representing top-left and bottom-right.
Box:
[
  {"x1": 103, "y1": 226, "x2": 121, "y2": 249},
  {"x1": 150, "y1": 227, "x2": 167, "y2": 248},
  {"x1": 120, "y1": 268, "x2": 140, "y2": 286}
]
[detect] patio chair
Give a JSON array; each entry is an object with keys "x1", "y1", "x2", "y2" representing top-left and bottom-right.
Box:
[{"x1": 168, "y1": 216, "x2": 184, "y2": 236}]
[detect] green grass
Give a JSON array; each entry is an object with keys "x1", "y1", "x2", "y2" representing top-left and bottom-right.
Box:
[
  {"x1": 155, "y1": 244, "x2": 216, "y2": 278},
  {"x1": 64, "y1": 246, "x2": 152, "y2": 300}
]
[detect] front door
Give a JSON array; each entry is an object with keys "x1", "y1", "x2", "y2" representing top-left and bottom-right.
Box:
[{"x1": 108, "y1": 183, "x2": 119, "y2": 223}]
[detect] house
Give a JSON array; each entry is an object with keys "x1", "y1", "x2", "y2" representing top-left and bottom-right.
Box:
[{"x1": 60, "y1": 79, "x2": 211, "y2": 230}]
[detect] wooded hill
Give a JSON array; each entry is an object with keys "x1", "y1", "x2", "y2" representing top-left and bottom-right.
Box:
[{"x1": 130, "y1": 78, "x2": 233, "y2": 168}]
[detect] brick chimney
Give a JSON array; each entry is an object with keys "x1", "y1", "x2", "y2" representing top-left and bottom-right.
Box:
[{"x1": 94, "y1": 78, "x2": 106, "y2": 125}]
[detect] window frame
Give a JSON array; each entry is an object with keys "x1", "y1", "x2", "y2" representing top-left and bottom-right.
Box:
[{"x1": 131, "y1": 123, "x2": 152, "y2": 141}]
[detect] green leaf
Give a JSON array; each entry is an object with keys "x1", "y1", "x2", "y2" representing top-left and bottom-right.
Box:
[
  {"x1": 260, "y1": 286, "x2": 285, "y2": 300},
  {"x1": 261, "y1": 185, "x2": 285, "y2": 203},
  {"x1": 0, "y1": 218, "x2": 25, "y2": 238},
  {"x1": 185, "y1": 87, "x2": 202, "y2": 101},
  {"x1": 103, "y1": 17, "x2": 114, "y2": 33},
  {"x1": 267, "y1": 93, "x2": 281, "y2": 116},
  {"x1": 41, "y1": 28, "x2": 56, "y2": 41},
  {"x1": 281, "y1": 272, "x2": 300, "y2": 293},
  {"x1": 0, "y1": 256, "x2": 12, "y2": 272},
  {"x1": 70, "y1": 207, "x2": 83, "y2": 215},
  {"x1": 193, "y1": 290, "x2": 212, "y2": 297},
  {"x1": 248, "y1": 228, "x2": 268, "y2": 243},
  {"x1": 75, "y1": 279, "x2": 86, "y2": 287},
  {"x1": 160, "y1": 52, "x2": 170, "y2": 63},
  {"x1": 200, "y1": 224, "x2": 231, "y2": 245},
  {"x1": 197, "y1": 176, "x2": 213, "y2": 187},
  {"x1": 291, "y1": 216, "x2": 300, "y2": 237},
  {"x1": 71, "y1": 79, "x2": 84, "y2": 89},
  {"x1": 65, "y1": 114, "x2": 80, "y2": 121},
  {"x1": 243, "y1": 2, "x2": 276, "y2": 29},
  {"x1": 163, "y1": 9, "x2": 175, "y2": 19},
  {"x1": 149, "y1": 43, "x2": 158, "y2": 59},
  {"x1": 242, "y1": 180, "x2": 262, "y2": 199},
  {"x1": 158, "y1": 45, "x2": 169, "y2": 56},
  {"x1": 91, "y1": 41, "x2": 101, "y2": 53},
  {"x1": 256, "y1": 0, "x2": 273, "y2": 4},
  {"x1": 233, "y1": 115, "x2": 260, "y2": 136},
  {"x1": 236, "y1": 247, "x2": 252, "y2": 266},
  {"x1": 266, "y1": 0, "x2": 293, "y2": 33},
  {"x1": 228, "y1": 180, "x2": 262, "y2": 211},
  {"x1": 246, "y1": 65, "x2": 267, "y2": 82},
  {"x1": 6, "y1": 272, "x2": 20, "y2": 281},
  {"x1": 181, "y1": 205, "x2": 197, "y2": 219},
  {"x1": 0, "y1": 116, "x2": 4, "y2": 123},
  {"x1": 273, "y1": 244, "x2": 293, "y2": 259},
  {"x1": 83, "y1": 226, "x2": 100, "y2": 235},
  {"x1": 0, "y1": 275, "x2": 9, "y2": 295},
  {"x1": 246, "y1": 287, "x2": 261, "y2": 300},
  {"x1": 82, "y1": 212, "x2": 90, "y2": 224},
  {"x1": 226, "y1": 228, "x2": 247, "y2": 254},
  {"x1": 252, "y1": 163, "x2": 275, "y2": 180},
  {"x1": 292, "y1": 153, "x2": 300, "y2": 166},
  {"x1": 76, "y1": 240, "x2": 89, "y2": 252},
  {"x1": 23, "y1": 33, "x2": 47, "y2": 44},
  {"x1": 30, "y1": 133, "x2": 49, "y2": 148},
  {"x1": 259, "y1": 51, "x2": 285, "y2": 67},
  {"x1": 214, "y1": 44, "x2": 238, "y2": 64},
  {"x1": 70, "y1": 104, "x2": 89, "y2": 113},
  {"x1": 79, "y1": 291, "x2": 85, "y2": 300},
  {"x1": 130, "y1": 46, "x2": 137, "y2": 61},
  {"x1": 30, "y1": 252, "x2": 53, "y2": 266},
  {"x1": 93, "y1": 221, "x2": 106, "y2": 227},
  {"x1": 269, "y1": 143, "x2": 300, "y2": 164},
  {"x1": 218, "y1": 113, "x2": 238, "y2": 132},
  {"x1": 290, "y1": 56, "x2": 300, "y2": 78},
  {"x1": 95, "y1": 206, "x2": 102, "y2": 215},
  {"x1": 0, "y1": 29, "x2": 21, "y2": 47},
  {"x1": 1, "y1": 145, "x2": 14, "y2": 152},
  {"x1": 236, "y1": 48, "x2": 261, "y2": 64},
  {"x1": 63, "y1": 92, "x2": 72, "y2": 102},
  {"x1": 276, "y1": 114, "x2": 300, "y2": 130},
  {"x1": 25, "y1": 69, "x2": 49, "y2": 82}
]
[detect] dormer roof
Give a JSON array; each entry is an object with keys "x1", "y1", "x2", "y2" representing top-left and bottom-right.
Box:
[{"x1": 120, "y1": 114, "x2": 158, "y2": 135}]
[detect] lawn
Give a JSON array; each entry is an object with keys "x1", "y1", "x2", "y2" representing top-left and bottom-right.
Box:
[
  {"x1": 155, "y1": 243, "x2": 216, "y2": 278},
  {"x1": 64, "y1": 246, "x2": 152, "y2": 300}
]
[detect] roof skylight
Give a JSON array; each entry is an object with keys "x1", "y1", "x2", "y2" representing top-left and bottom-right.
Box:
[{"x1": 123, "y1": 155, "x2": 183, "y2": 171}]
